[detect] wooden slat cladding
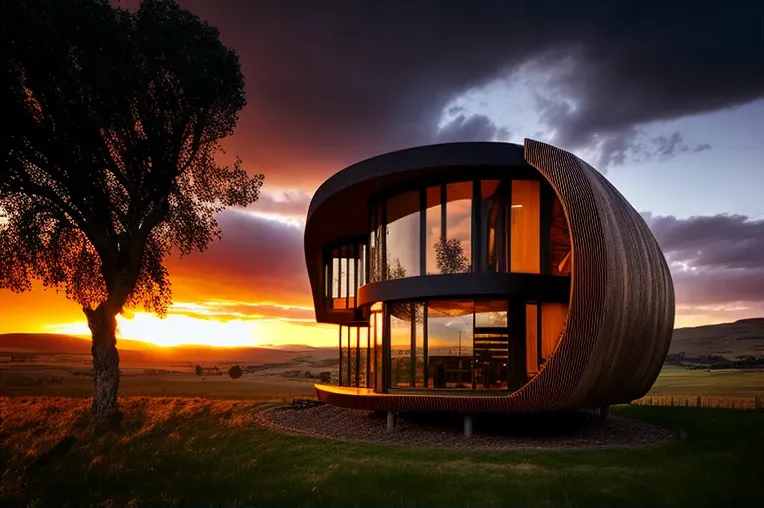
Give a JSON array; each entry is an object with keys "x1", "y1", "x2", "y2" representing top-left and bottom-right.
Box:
[{"x1": 314, "y1": 139, "x2": 674, "y2": 414}]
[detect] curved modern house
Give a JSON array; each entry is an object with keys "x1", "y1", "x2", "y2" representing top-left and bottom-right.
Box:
[{"x1": 304, "y1": 139, "x2": 674, "y2": 416}]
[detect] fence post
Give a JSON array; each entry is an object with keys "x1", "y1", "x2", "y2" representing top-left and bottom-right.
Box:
[
  {"x1": 756, "y1": 395, "x2": 762, "y2": 412},
  {"x1": 696, "y1": 396, "x2": 701, "y2": 408}
]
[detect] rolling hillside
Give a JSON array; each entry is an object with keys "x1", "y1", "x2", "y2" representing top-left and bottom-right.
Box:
[
  {"x1": 669, "y1": 318, "x2": 764, "y2": 359},
  {"x1": 1, "y1": 318, "x2": 762, "y2": 363},
  {"x1": 0, "y1": 333, "x2": 330, "y2": 364}
]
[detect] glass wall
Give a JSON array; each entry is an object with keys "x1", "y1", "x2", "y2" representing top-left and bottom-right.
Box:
[
  {"x1": 511, "y1": 180, "x2": 540, "y2": 274},
  {"x1": 326, "y1": 243, "x2": 365, "y2": 309},
  {"x1": 369, "y1": 204, "x2": 384, "y2": 282},
  {"x1": 338, "y1": 324, "x2": 370, "y2": 388},
  {"x1": 481, "y1": 180, "x2": 508, "y2": 272},
  {"x1": 425, "y1": 186, "x2": 442, "y2": 275},
  {"x1": 336, "y1": 299, "x2": 568, "y2": 392},
  {"x1": 426, "y1": 183, "x2": 472, "y2": 274},
  {"x1": 427, "y1": 300, "x2": 473, "y2": 389},
  {"x1": 525, "y1": 304, "x2": 539, "y2": 376},
  {"x1": 443, "y1": 182, "x2": 472, "y2": 273},
  {"x1": 386, "y1": 191, "x2": 420, "y2": 279},
  {"x1": 390, "y1": 302, "x2": 413, "y2": 388},
  {"x1": 368, "y1": 177, "x2": 561, "y2": 282},
  {"x1": 414, "y1": 303, "x2": 425, "y2": 387}
]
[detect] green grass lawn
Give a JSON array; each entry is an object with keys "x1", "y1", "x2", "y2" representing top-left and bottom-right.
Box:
[
  {"x1": 649, "y1": 365, "x2": 764, "y2": 397},
  {"x1": 1, "y1": 397, "x2": 762, "y2": 508}
]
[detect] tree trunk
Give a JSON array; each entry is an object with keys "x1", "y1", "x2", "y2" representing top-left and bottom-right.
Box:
[{"x1": 86, "y1": 304, "x2": 120, "y2": 424}]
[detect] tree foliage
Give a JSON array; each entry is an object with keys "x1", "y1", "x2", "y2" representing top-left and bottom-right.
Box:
[
  {"x1": 434, "y1": 237, "x2": 470, "y2": 274},
  {"x1": 0, "y1": 0, "x2": 263, "y2": 315},
  {"x1": 386, "y1": 256, "x2": 407, "y2": 280},
  {"x1": 0, "y1": 0, "x2": 263, "y2": 421}
]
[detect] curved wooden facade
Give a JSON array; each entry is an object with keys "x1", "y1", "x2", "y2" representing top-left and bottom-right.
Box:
[{"x1": 306, "y1": 139, "x2": 675, "y2": 413}]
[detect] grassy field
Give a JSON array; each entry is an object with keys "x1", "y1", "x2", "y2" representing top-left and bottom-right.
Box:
[
  {"x1": 648, "y1": 365, "x2": 764, "y2": 397},
  {"x1": 2, "y1": 350, "x2": 763, "y2": 401},
  {"x1": 1, "y1": 396, "x2": 762, "y2": 507}
]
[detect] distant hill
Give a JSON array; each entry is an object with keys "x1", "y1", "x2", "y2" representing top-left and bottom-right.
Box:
[
  {"x1": 2, "y1": 318, "x2": 762, "y2": 364},
  {"x1": 670, "y1": 318, "x2": 764, "y2": 359},
  {"x1": 0, "y1": 333, "x2": 155, "y2": 354},
  {"x1": 0, "y1": 333, "x2": 330, "y2": 364}
]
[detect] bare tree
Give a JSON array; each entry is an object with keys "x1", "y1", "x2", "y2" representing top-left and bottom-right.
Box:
[{"x1": 0, "y1": 0, "x2": 263, "y2": 422}]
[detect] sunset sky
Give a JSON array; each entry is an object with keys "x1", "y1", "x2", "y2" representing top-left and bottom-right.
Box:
[{"x1": 1, "y1": 2, "x2": 762, "y2": 348}]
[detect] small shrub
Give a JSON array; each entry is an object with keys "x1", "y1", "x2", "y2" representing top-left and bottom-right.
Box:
[
  {"x1": 195, "y1": 364, "x2": 203, "y2": 376},
  {"x1": 228, "y1": 365, "x2": 243, "y2": 379}
]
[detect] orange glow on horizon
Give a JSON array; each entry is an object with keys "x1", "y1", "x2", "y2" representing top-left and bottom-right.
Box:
[{"x1": 44, "y1": 310, "x2": 338, "y2": 348}]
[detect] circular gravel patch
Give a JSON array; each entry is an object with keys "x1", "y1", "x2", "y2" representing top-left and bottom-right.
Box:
[{"x1": 255, "y1": 404, "x2": 680, "y2": 451}]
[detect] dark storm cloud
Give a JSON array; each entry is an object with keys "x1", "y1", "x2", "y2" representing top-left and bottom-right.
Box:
[
  {"x1": 434, "y1": 114, "x2": 509, "y2": 144},
  {"x1": 169, "y1": 0, "x2": 761, "y2": 182},
  {"x1": 644, "y1": 213, "x2": 764, "y2": 305}
]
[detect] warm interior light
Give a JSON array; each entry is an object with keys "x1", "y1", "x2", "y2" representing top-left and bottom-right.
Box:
[{"x1": 511, "y1": 204, "x2": 523, "y2": 208}]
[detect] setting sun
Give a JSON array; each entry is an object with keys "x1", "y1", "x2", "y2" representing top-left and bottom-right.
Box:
[{"x1": 43, "y1": 301, "x2": 338, "y2": 348}]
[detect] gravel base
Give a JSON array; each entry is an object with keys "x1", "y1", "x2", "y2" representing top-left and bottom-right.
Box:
[{"x1": 255, "y1": 404, "x2": 680, "y2": 451}]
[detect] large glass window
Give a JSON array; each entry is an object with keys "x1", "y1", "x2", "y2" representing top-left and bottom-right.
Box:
[
  {"x1": 370, "y1": 177, "x2": 571, "y2": 280},
  {"x1": 526, "y1": 304, "x2": 539, "y2": 376},
  {"x1": 443, "y1": 182, "x2": 472, "y2": 273},
  {"x1": 414, "y1": 303, "x2": 425, "y2": 387},
  {"x1": 337, "y1": 324, "x2": 370, "y2": 388},
  {"x1": 473, "y1": 300, "x2": 509, "y2": 390},
  {"x1": 427, "y1": 300, "x2": 473, "y2": 389},
  {"x1": 511, "y1": 180, "x2": 541, "y2": 274},
  {"x1": 349, "y1": 326, "x2": 358, "y2": 386},
  {"x1": 481, "y1": 180, "x2": 509, "y2": 272},
  {"x1": 390, "y1": 302, "x2": 413, "y2": 388},
  {"x1": 386, "y1": 191, "x2": 420, "y2": 279},
  {"x1": 347, "y1": 298, "x2": 567, "y2": 392},
  {"x1": 339, "y1": 326, "x2": 349, "y2": 386},
  {"x1": 425, "y1": 186, "x2": 442, "y2": 275},
  {"x1": 326, "y1": 243, "x2": 365, "y2": 309},
  {"x1": 369, "y1": 204, "x2": 384, "y2": 282}
]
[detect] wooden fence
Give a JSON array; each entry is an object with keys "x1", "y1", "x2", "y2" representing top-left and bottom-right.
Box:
[{"x1": 630, "y1": 395, "x2": 763, "y2": 411}]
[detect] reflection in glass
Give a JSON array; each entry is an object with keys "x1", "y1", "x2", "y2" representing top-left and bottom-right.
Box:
[
  {"x1": 340, "y1": 325, "x2": 349, "y2": 386},
  {"x1": 368, "y1": 311, "x2": 377, "y2": 389},
  {"x1": 425, "y1": 186, "x2": 442, "y2": 274},
  {"x1": 511, "y1": 180, "x2": 541, "y2": 273},
  {"x1": 369, "y1": 204, "x2": 384, "y2": 282},
  {"x1": 358, "y1": 327, "x2": 368, "y2": 388},
  {"x1": 442, "y1": 182, "x2": 472, "y2": 273},
  {"x1": 526, "y1": 304, "x2": 539, "y2": 376},
  {"x1": 474, "y1": 300, "x2": 508, "y2": 328},
  {"x1": 427, "y1": 300, "x2": 473, "y2": 389},
  {"x1": 327, "y1": 245, "x2": 365, "y2": 309},
  {"x1": 390, "y1": 303, "x2": 413, "y2": 387},
  {"x1": 481, "y1": 180, "x2": 509, "y2": 272},
  {"x1": 386, "y1": 191, "x2": 420, "y2": 279},
  {"x1": 349, "y1": 326, "x2": 358, "y2": 387},
  {"x1": 374, "y1": 310, "x2": 383, "y2": 391},
  {"x1": 414, "y1": 303, "x2": 425, "y2": 387}
]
